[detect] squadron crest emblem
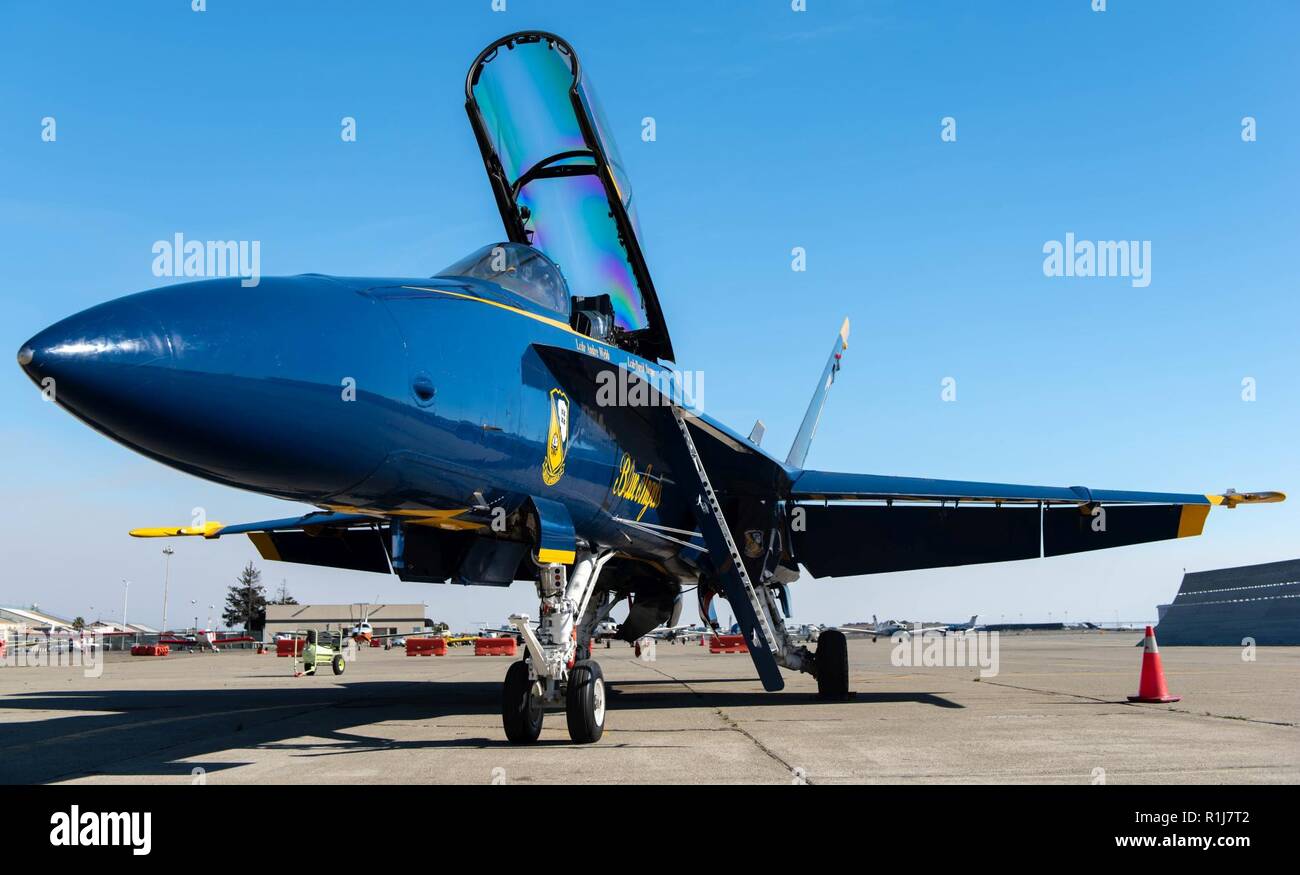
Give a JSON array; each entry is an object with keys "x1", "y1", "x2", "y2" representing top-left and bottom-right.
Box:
[{"x1": 542, "y1": 388, "x2": 570, "y2": 486}]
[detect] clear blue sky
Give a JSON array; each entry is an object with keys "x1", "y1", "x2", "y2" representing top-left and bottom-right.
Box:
[{"x1": 2, "y1": 1, "x2": 1296, "y2": 630}]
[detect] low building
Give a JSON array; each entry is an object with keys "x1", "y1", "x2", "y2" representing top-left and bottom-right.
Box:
[
  {"x1": 0, "y1": 606, "x2": 76, "y2": 633},
  {"x1": 1156, "y1": 558, "x2": 1300, "y2": 645},
  {"x1": 263, "y1": 603, "x2": 430, "y2": 641}
]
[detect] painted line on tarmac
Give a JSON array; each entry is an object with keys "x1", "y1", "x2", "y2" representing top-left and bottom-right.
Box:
[{"x1": 977, "y1": 679, "x2": 1297, "y2": 728}]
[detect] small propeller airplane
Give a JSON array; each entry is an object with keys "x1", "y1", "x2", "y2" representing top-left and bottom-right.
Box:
[
  {"x1": 828, "y1": 614, "x2": 983, "y2": 643},
  {"x1": 17, "y1": 31, "x2": 1284, "y2": 745}
]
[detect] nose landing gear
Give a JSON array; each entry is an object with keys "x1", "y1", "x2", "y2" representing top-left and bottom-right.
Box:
[{"x1": 501, "y1": 551, "x2": 613, "y2": 744}]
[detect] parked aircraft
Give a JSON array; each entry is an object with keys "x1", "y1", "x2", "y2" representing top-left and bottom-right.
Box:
[{"x1": 18, "y1": 30, "x2": 1282, "y2": 745}]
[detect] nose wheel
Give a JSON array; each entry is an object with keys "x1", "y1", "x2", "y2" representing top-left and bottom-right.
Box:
[
  {"x1": 566, "y1": 660, "x2": 606, "y2": 744},
  {"x1": 502, "y1": 659, "x2": 544, "y2": 744}
]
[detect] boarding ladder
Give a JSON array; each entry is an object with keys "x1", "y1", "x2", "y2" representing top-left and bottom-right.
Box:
[{"x1": 669, "y1": 405, "x2": 783, "y2": 663}]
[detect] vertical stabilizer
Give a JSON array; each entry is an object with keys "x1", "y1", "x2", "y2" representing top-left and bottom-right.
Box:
[{"x1": 785, "y1": 318, "x2": 850, "y2": 468}]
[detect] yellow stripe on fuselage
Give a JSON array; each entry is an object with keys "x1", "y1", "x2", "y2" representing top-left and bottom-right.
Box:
[{"x1": 400, "y1": 285, "x2": 596, "y2": 341}]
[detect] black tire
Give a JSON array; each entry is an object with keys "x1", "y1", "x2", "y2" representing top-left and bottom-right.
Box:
[
  {"x1": 565, "y1": 661, "x2": 606, "y2": 744},
  {"x1": 816, "y1": 630, "x2": 849, "y2": 699},
  {"x1": 502, "y1": 660, "x2": 544, "y2": 744},
  {"x1": 331, "y1": 654, "x2": 346, "y2": 676}
]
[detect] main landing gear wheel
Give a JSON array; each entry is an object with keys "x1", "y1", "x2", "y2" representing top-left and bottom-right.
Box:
[
  {"x1": 816, "y1": 630, "x2": 849, "y2": 700},
  {"x1": 566, "y1": 660, "x2": 606, "y2": 744},
  {"x1": 502, "y1": 660, "x2": 544, "y2": 744}
]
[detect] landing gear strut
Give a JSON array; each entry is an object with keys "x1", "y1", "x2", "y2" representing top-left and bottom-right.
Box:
[{"x1": 501, "y1": 551, "x2": 613, "y2": 745}]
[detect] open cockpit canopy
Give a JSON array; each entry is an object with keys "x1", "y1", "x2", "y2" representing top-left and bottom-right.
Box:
[{"x1": 465, "y1": 31, "x2": 674, "y2": 361}]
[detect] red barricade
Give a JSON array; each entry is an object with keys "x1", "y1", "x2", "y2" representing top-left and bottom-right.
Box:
[
  {"x1": 708, "y1": 634, "x2": 748, "y2": 654},
  {"x1": 276, "y1": 638, "x2": 304, "y2": 657},
  {"x1": 130, "y1": 644, "x2": 170, "y2": 656},
  {"x1": 405, "y1": 637, "x2": 447, "y2": 657},
  {"x1": 474, "y1": 637, "x2": 517, "y2": 657}
]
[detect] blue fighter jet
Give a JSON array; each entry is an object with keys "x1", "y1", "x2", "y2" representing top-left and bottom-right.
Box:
[{"x1": 16, "y1": 32, "x2": 1284, "y2": 744}]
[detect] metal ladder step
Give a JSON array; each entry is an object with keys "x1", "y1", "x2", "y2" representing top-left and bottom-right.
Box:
[{"x1": 669, "y1": 406, "x2": 780, "y2": 656}]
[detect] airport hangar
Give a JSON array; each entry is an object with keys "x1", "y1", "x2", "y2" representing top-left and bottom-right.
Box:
[
  {"x1": 1156, "y1": 557, "x2": 1300, "y2": 645},
  {"x1": 263, "y1": 604, "x2": 431, "y2": 640}
]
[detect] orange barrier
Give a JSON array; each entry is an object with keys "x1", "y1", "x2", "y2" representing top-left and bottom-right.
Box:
[
  {"x1": 276, "y1": 638, "x2": 304, "y2": 657},
  {"x1": 475, "y1": 636, "x2": 517, "y2": 657},
  {"x1": 1128, "y1": 625, "x2": 1181, "y2": 703},
  {"x1": 405, "y1": 637, "x2": 447, "y2": 657},
  {"x1": 130, "y1": 644, "x2": 170, "y2": 656},
  {"x1": 708, "y1": 634, "x2": 748, "y2": 654}
]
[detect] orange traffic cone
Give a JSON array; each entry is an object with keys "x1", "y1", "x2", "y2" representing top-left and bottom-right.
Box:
[{"x1": 1127, "y1": 625, "x2": 1181, "y2": 703}]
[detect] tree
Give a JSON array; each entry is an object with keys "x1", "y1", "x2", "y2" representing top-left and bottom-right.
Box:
[
  {"x1": 272, "y1": 580, "x2": 298, "y2": 605},
  {"x1": 72, "y1": 617, "x2": 86, "y2": 631},
  {"x1": 223, "y1": 561, "x2": 268, "y2": 632}
]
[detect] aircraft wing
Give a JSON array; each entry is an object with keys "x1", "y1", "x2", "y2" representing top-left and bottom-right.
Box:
[
  {"x1": 356, "y1": 629, "x2": 440, "y2": 642},
  {"x1": 129, "y1": 511, "x2": 377, "y2": 538},
  {"x1": 130, "y1": 511, "x2": 394, "y2": 574},
  {"x1": 466, "y1": 31, "x2": 674, "y2": 361},
  {"x1": 789, "y1": 472, "x2": 1281, "y2": 578}
]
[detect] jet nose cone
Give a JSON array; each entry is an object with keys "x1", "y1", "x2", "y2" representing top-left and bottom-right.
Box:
[{"x1": 19, "y1": 296, "x2": 172, "y2": 409}]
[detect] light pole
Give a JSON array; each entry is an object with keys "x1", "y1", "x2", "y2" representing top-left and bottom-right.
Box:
[
  {"x1": 121, "y1": 579, "x2": 130, "y2": 629},
  {"x1": 161, "y1": 546, "x2": 174, "y2": 633},
  {"x1": 191, "y1": 599, "x2": 197, "y2": 633}
]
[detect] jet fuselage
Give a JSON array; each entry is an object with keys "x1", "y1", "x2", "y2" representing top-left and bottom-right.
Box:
[{"x1": 18, "y1": 272, "x2": 698, "y2": 567}]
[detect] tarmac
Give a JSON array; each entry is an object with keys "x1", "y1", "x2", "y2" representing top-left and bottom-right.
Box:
[{"x1": 0, "y1": 632, "x2": 1295, "y2": 784}]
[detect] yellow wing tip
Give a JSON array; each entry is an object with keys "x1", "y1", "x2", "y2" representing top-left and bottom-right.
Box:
[
  {"x1": 1207, "y1": 491, "x2": 1286, "y2": 509},
  {"x1": 129, "y1": 521, "x2": 225, "y2": 538}
]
